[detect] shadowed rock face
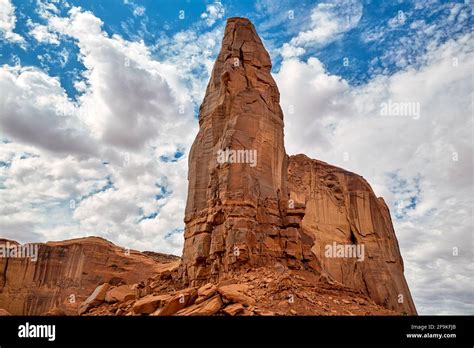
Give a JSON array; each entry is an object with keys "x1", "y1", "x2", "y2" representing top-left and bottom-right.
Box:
[
  {"x1": 181, "y1": 17, "x2": 416, "y2": 315},
  {"x1": 0, "y1": 237, "x2": 179, "y2": 315}
]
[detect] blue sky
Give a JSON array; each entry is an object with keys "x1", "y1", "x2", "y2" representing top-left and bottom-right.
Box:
[
  {"x1": 0, "y1": 0, "x2": 472, "y2": 314},
  {"x1": 2, "y1": 1, "x2": 471, "y2": 98}
]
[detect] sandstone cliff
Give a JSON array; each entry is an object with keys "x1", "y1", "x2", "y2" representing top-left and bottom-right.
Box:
[
  {"x1": 288, "y1": 155, "x2": 417, "y2": 314},
  {"x1": 0, "y1": 237, "x2": 179, "y2": 315}
]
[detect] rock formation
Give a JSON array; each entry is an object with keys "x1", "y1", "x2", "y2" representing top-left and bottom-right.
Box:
[
  {"x1": 288, "y1": 155, "x2": 417, "y2": 314},
  {"x1": 181, "y1": 17, "x2": 416, "y2": 315},
  {"x1": 182, "y1": 16, "x2": 310, "y2": 285},
  {"x1": 0, "y1": 237, "x2": 179, "y2": 315},
  {"x1": 0, "y1": 17, "x2": 417, "y2": 317}
]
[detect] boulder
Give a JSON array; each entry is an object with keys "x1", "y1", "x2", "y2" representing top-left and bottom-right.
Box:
[
  {"x1": 154, "y1": 288, "x2": 197, "y2": 316},
  {"x1": 176, "y1": 295, "x2": 223, "y2": 316},
  {"x1": 105, "y1": 285, "x2": 135, "y2": 303},
  {"x1": 79, "y1": 283, "x2": 109, "y2": 315},
  {"x1": 222, "y1": 303, "x2": 244, "y2": 316},
  {"x1": 44, "y1": 308, "x2": 66, "y2": 316},
  {"x1": 132, "y1": 294, "x2": 171, "y2": 314},
  {"x1": 217, "y1": 284, "x2": 255, "y2": 306},
  {"x1": 195, "y1": 283, "x2": 217, "y2": 304}
]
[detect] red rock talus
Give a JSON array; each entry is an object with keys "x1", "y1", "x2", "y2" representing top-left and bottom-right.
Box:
[{"x1": 0, "y1": 237, "x2": 179, "y2": 315}]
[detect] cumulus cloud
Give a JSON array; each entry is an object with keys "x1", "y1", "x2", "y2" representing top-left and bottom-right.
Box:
[
  {"x1": 0, "y1": 65, "x2": 98, "y2": 156},
  {"x1": 280, "y1": 43, "x2": 305, "y2": 59},
  {"x1": 200, "y1": 1, "x2": 225, "y2": 27},
  {"x1": 27, "y1": 19, "x2": 60, "y2": 45},
  {"x1": 0, "y1": 6, "x2": 198, "y2": 255},
  {"x1": 276, "y1": 57, "x2": 351, "y2": 152},
  {"x1": 44, "y1": 7, "x2": 196, "y2": 150},
  {"x1": 286, "y1": 0, "x2": 362, "y2": 49},
  {"x1": 275, "y1": 33, "x2": 473, "y2": 314},
  {"x1": 154, "y1": 24, "x2": 224, "y2": 105},
  {"x1": 0, "y1": 0, "x2": 24, "y2": 43}
]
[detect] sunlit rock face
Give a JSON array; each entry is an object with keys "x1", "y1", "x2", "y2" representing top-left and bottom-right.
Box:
[
  {"x1": 288, "y1": 155, "x2": 417, "y2": 314},
  {"x1": 182, "y1": 17, "x2": 312, "y2": 285}
]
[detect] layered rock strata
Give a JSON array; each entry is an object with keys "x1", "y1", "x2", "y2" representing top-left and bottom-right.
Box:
[
  {"x1": 288, "y1": 155, "x2": 417, "y2": 314},
  {"x1": 0, "y1": 237, "x2": 179, "y2": 315}
]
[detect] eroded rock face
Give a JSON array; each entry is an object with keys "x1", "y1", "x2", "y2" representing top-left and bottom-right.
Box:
[
  {"x1": 181, "y1": 17, "x2": 416, "y2": 315},
  {"x1": 0, "y1": 236, "x2": 179, "y2": 315},
  {"x1": 182, "y1": 17, "x2": 310, "y2": 284},
  {"x1": 288, "y1": 155, "x2": 417, "y2": 314}
]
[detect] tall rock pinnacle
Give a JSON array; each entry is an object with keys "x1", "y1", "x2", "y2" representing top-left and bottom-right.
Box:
[
  {"x1": 181, "y1": 17, "x2": 417, "y2": 315},
  {"x1": 182, "y1": 17, "x2": 304, "y2": 283}
]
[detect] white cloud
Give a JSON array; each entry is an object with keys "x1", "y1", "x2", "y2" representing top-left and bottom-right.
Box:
[
  {"x1": 123, "y1": 0, "x2": 145, "y2": 17},
  {"x1": 0, "y1": 140, "x2": 108, "y2": 242},
  {"x1": 275, "y1": 33, "x2": 473, "y2": 314},
  {"x1": 36, "y1": 0, "x2": 61, "y2": 19},
  {"x1": 0, "y1": 0, "x2": 24, "y2": 43},
  {"x1": 200, "y1": 1, "x2": 225, "y2": 27},
  {"x1": 287, "y1": 0, "x2": 362, "y2": 49},
  {"x1": 45, "y1": 7, "x2": 196, "y2": 150},
  {"x1": 280, "y1": 43, "x2": 305, "y2": 59},
  {"x1": 0, "y1": 6, "x2": 198, "y2": 255},
  {"x1": 361, "y1": 2, "x2": 471, "y2": 74},
  {"x1": 133, "y1": 6, "x2": 145, "y2": 17},
  {"x1": 27, "y1": 19, "x2": 60, "y2": 45},
  {"x1": 154, "y1": 24, "x2": 224, "y2": 105},
  {"x1": 0, "y1": 65, "x2": 99, "y2": 156}
]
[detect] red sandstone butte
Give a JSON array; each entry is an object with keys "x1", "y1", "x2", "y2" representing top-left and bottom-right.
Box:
[{"x1": 180, "y1": 17, "x2": 416, "y2": 315}]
